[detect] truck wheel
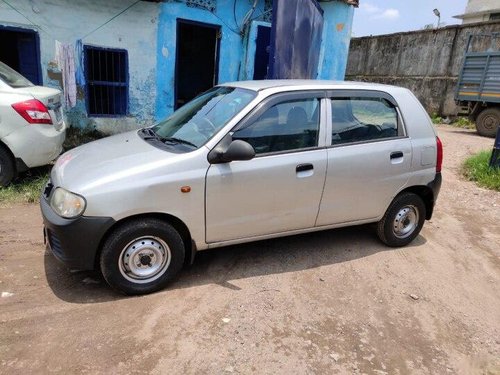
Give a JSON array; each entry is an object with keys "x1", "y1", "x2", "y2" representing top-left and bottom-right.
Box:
[
  {"x1": 100, "y1": 218, "x2": 185, "y2": 295},
  {"x1": 0, "y1": 145, "x2": 15, "y2": 187},
  {"x1": 476, "y1": 108, "x2": 500, "y2": 138},
  {"x1": 377, "y1": 193, "x2": 426, "y2": 247}
]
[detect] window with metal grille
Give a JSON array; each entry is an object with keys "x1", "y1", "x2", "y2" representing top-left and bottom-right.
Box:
[{"x1": 84, "y1": 45, "x2": 128, "y2": 117}]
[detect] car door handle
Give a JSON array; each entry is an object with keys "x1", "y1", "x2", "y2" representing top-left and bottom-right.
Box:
[
  {"x1": 296, "y1": 163, "x2": 314, "y2": 172},
  {"x1": 390, "y1": 151, "x2": 404, "y2": 159}
]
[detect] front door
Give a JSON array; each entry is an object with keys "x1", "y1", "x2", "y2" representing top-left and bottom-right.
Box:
[{"x1": 205, "y1": 93, "x2": 327, "y2": 243}]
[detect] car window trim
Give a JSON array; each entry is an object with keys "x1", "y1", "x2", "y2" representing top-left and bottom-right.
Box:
[
  {"x1": 227, "y1": 90, "x2": 328, "y2": 157},
  {"x1": 326, "y1": 89, "x2": 407, "y2": 147}
]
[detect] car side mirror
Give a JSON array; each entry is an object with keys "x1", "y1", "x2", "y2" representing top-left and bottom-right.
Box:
[{"x1": 208, "y1": 139, "x2": 255, "y2": 164}]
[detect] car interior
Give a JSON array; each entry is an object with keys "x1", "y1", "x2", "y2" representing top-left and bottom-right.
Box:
[
  {"x1": 234, "y1": 100, "x2": 319, "y2": 154},
  {"x1": 331, "y1": 98, "x2": 398, "y2": 145}
]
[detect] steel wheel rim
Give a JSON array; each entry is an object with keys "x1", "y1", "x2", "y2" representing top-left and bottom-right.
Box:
[
  {"x1": 393, "y1": 205, "x2": 419, "y2": 239},
  {"x1": 118, "y1": 236, "x2": 171, "y2": 284},
  {"x1": 483, "y1": 114, "x2": 498, "y2": 131}
]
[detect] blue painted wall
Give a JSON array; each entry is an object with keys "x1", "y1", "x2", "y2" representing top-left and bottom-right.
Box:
[
  {"x1": 1, "y1": 0, "x2": 355, "y2": 132},
  {"x1": 155, "y1": 0, "x2": 267, "y2": 121},
  {"x1": 317, "y1": 1, "x2": 355, "y2": 80},
  {"x1": 156, "y1": 1, "x2": 354, "y2": 121}
]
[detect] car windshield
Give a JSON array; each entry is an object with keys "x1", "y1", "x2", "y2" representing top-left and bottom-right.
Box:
[
  {"x1": 0, "y1": 61, "x2": 34, "y2": 88},
  {"x1": 152, "y1": 86, "x2": 257, "y2": 149}
]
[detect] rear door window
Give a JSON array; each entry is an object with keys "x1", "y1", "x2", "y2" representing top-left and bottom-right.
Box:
[{"x1": 331, "y1": 97, "x2": 399, "y2": 145}]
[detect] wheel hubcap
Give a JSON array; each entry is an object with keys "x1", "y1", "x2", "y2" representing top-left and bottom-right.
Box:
[
  {"x1": 118, "y1": 236, "x2": 171, "y2": 283},
  {"x1": 393, "y1": 205, "x2": 419, "y2": 239}
]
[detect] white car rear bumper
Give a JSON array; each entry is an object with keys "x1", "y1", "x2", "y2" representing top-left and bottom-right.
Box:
[{"x1": 2, "y1": 123, "x2": 66, "y2": 168}]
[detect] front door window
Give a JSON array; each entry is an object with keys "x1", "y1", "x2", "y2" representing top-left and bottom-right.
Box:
[{"x1": 233, "y1": 98, "x2": 320, "y2": 154}]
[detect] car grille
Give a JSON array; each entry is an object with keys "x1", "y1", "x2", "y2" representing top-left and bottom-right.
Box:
[
  {"x1": 47, "y1": 230, "x2": 63, "y2": 259},
  {"x1": 43, "y1": 180, "x2": 53, "y2": 199}
]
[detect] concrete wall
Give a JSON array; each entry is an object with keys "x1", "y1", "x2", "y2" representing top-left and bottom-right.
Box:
[
  {"x1": 0, "y1": 0, "x2": 160, "y2": 133},
  {"x1": 346, "y1": 20, "x2": 500, "y2": 116}
]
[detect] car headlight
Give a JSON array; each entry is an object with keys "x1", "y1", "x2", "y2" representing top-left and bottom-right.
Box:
[{"x1": 50, "y1": 188, "x2": 86, "y2": 218}]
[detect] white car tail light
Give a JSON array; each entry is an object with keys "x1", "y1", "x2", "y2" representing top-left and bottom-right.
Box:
[{"x1": 12, "y1": 99, "x2": 53, "y2": 125}]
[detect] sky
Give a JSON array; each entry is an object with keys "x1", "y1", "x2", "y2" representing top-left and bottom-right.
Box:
[{"x1": 352, "y1": 0, "x2": 469, "y2": 37}]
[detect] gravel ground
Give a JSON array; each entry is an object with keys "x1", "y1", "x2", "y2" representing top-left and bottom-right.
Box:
[{"x1": 0, "y1": 125, "x2": 499, "y2": 374}]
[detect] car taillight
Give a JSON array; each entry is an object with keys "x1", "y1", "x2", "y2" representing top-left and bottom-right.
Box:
[
  {"x1": 436, "y1": 136, "x2": 443, "y2": 173},
  {"x1": 12, "y1": 99, "x2": 52, "y2": 124}
]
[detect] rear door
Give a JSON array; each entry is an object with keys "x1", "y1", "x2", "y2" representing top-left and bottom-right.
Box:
[
  {"x1": 205, "y1": 92, "x2": 328, "y2": 243},
  {"x1": 316, "y1": 90, "x2": 412, "y2": 226}
]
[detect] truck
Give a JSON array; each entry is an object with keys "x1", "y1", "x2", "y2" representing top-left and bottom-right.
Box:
[{"x1": 456, "y1": 32, "x2": 500, "y2": 138}]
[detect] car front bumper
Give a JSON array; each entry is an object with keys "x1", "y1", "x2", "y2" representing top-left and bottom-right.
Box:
[{"x1": 41, "y1": 194, "x2": 115, "y2": 271}]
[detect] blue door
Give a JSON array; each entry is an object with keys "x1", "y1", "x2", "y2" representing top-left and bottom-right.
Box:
[
  {"x1": 17, "y1": 32, "x2": 41, "y2": 85},
  {"x1": 0, "y1": 26, "x2": 42, "y2": 85}
]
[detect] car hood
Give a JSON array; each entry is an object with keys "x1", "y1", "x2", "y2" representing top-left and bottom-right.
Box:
[{"x1": 51, "y1": 130, "x2": 184, "y2": 195}]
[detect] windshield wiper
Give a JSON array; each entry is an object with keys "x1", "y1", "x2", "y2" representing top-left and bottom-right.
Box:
[
  {"x1": 139, "y1": 127, "x2": 160, "y2": 140},
  {"x1": 140, "y1": 128, "x2": 197, "y2": 148},
  {"x1": 162, "y1": 137, "x2": 197, "y2": 148}
]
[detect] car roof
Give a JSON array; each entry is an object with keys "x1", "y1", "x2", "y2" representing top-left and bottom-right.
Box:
[{"x1": 220, "y1": 79, "x2": 399, "y2": 92}]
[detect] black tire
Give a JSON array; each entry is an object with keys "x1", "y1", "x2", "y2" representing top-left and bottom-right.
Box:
[
  {"x1": 476, "y1": 108, "x2": 500, "y2": 138},
  {"x1": 0, "y1": 145, "x2": 15, "y2": 187},
  {"x1": 100, "y1": 218, "x2": 185, "y2": 295},
  {"x1": 377, "y1": 193, "x2": 426, "y2": 247}
]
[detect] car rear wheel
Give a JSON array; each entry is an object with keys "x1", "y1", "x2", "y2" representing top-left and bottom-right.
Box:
[
  {"x1": 476, "y1": 108, "x2": 500, "y2": 138},
  {"x1": 377, "y1": 193, "x2": 426, "y2": 247},
  {"x1": 100, "y1": 218, "x2": 185, "y2": 295},
  {"x1": 0, "y1": 145, "x2": 15, "y2": 187}
]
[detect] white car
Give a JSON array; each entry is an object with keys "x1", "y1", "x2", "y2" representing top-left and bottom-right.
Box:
[
  {"x1": 41, "y1": 80, "x2": 442, "y2": 295},
  {"x1": 0, "y1": 61, "x2": 66, "y2": 186}
]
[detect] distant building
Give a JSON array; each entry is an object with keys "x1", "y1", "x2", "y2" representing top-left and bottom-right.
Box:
[
  {"x1": 454, "y1": 0, "x2": 500, "y2": 24},
  {"x1": 0, "y1": 0, "x2": 358, "y2": 133}
]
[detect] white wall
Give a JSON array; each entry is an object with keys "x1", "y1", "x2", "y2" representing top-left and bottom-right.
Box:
[
  {"x1": 461, "y1": 0, "x2": 500, "y2": 24},
  {"x1": 465, "y1": 0, "x2": 499, "y2": 14}
]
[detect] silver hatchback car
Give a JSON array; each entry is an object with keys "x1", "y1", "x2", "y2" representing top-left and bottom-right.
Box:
[{"x1": 41, "y1": 80, "x2": 442, "y2": 295}]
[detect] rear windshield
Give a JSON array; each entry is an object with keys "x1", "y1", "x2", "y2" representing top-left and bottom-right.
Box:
[{"x1": 0, "y1": 61, "x2": 34, "y2": 88}]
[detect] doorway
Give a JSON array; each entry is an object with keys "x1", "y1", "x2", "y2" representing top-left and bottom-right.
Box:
[
  {"x1": 174, "y1": 20, "x2": 220, "y2": 109},
  {"x1": 0, "y1": 26, "x2": 42, "y2": 85},
  {"x1": 253, "y1": 25, "x2": 271, "y2": 80}
]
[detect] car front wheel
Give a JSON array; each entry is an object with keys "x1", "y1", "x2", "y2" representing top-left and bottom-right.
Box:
[
  {"x1": 377, "y1": 193, "x2": 426, "y2": 247},
  {"x1": 100, "y1": 218, "x2": 185, "y2": 295}
]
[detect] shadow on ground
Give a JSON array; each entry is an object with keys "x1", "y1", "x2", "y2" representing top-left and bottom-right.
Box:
[{"x1": 44, "y1": 224, "x2": 427, "y2": 304}]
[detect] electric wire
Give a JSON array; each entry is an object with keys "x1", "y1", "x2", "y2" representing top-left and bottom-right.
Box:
[
  {"x1": 1, "y1": 0, "x2": 53, "y2": 37},
  {"x1": 81, "y1": 0, "x2": 141, "y2": 39}
]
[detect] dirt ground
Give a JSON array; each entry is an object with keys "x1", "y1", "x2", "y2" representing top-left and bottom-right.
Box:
[{"x1": 0, "y1": 125, "x2": 499, "y2": 374}]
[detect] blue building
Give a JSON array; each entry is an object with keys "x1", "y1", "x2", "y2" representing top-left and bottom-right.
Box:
[{"x1": 0, "y1": 0, "x2": 357, "y2": 133}]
